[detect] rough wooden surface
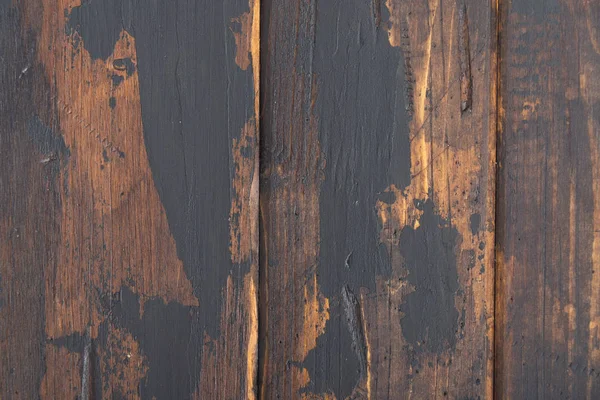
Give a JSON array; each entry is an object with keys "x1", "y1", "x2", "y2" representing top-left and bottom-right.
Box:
[
  {"x1": 0, "y1": 0, "x2": 258, "y2": 398},
  {"x1": 496, "y1": 0, "x2": 600, "y2": 398},
  {"x1": 2, "y1": 0, "x2": 600, "y2": 399},
  {"x1": 259, "y1": 0, "x2": 496, "y2": 398}
]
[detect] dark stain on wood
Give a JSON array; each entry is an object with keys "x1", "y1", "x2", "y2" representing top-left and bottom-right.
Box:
[
  {"x1": 27, "y1": 116, "x2": 69, "y2": 180},
  {"x1": 0, "y1": 2, "x2": 59, "y2": 398},
  {"x1": 399, "y1": 198, "x2": 460, "y2": 354},
  {"x1": 27, "y1": 117, "x2": 69, "y2": 162},
  {"x1": 470, "y1": 212, "x2": 481, "y2": 235},
  {"x1": 496, "y1": 0, "x2": 600, "y2": 398}
]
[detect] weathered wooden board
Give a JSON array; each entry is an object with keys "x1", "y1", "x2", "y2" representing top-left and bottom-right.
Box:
[
  {"x1": 259, "y1": 0, "x2": 497, "y2": 398},
  {"x1": 496, "y1": 0, "x2": 600, "y2": 398},
  {"x1": 4, "y1": 0, "x2": 600, "y2": 398},
  {"x1": 0, "y1": 0, "x2": 258, "y2": 398}
]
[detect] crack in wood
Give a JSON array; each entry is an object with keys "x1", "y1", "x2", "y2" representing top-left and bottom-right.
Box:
[{"x1": 459, "y1": 2, "x2": 473, "y2": 113}]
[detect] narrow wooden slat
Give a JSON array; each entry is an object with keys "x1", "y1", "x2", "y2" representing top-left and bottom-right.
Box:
[
  {"x1": 260, "y1": 0, "x2": 497, "y2": 398},
  {"x1": 0, "y1": 0, "x2": 258, "y2": 398},
  {"x1": 496, "y1": 0, "x2": 600, "y2": 397}
]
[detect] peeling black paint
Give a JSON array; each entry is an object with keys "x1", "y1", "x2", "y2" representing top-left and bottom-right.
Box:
[
  {"x1": 296, "y1": 0, "x2": 412, "y2": 397},
  {"x1": 108, "y1": 96, "x2": 116, "y2": 109},
  {"x1": 399, "y1": 199, "x2": 460, "y2": 354},
  {"x1": 109, "y1": 286, "x2": 202, "y2": 400},
  {"x1": 66, "y1": 0, "x2": 127, "y2": 60},
  {"x1": 300, "y1": 310, "x2": 362, "y2": 399}
]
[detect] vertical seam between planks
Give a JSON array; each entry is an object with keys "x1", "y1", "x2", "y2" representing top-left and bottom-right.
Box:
[
  {"x1": 252, "y1": 0, "x2": 261, "y2": 397},
  {"x1": 492, "y1": 0, "x2": 502, "y2": 398},
  {"x1": 257, "y1": 0, "x2": 267, "y2": 398}
]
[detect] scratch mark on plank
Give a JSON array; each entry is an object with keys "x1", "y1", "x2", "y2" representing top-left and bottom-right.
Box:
[
  {"x1": 80, "y1": 327, "x2": 92, "y2": 400},
  {"x1": 341, "y1": 285, "x2": 368, "y2": 377},
  {"x1": 372, "y1": 0, "x2": 381, "y2": 28},
  {"x1": 458, "y1": 2, "x2": 472, "y2": 113}
]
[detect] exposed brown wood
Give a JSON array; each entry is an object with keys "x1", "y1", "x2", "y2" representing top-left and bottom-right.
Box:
[
  {"x1": 260, "y1": 0, "x2": 497, "y2": 398},
  {"x1": 496, "y1": 0, "x2": 600, "y2": 398}
]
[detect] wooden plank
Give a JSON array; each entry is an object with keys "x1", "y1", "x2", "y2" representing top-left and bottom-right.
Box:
[
  {"x1": 260, "y1": 0, "x2": 497, "y2": 398},
  {"x1": 0, "y1": 0, "x2": 258, "y2": 398},
  {"x1": 496, "y1": 0, "x2": 600, "y2": 398}
]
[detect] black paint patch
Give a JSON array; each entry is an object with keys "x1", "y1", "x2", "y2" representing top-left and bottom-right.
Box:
[
  {"x1": 111, "y1": 74, "x2": 124, "y2": 87},
  {"x1": 108, "y1": 96, "x2": 116, "y2": 109},
  {"x1": 315, "y1": 0, "x2": 411, "y2": 294},
  {"x1": 300, "y1": 310, "x2": 362, "y2": 399},
  {"x1": 127, "y1": 0, "x2": 254, "y2": 339},
  {"x1": 108, "y1": 286, "x2": 202, "y2": 400},
  {"x1": 399, "y1": 199, "x2": 460, "y2": 354},
  {"x1": 299, "y1": 0, "x2": 412, "y2": 397},
  {"x1": 66, "y1": 0, "x2": 129, "y2": 60},
  {"x1": 470, "y1": 213, "x2": 481, "y2": 235}
]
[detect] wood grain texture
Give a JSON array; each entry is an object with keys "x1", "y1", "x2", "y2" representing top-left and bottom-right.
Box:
[
  {"x1": 259, "y1": 0, "x2": 497, "y2": 398},
  {"x1": 496, "y1": 0, "x2": 600, "y2": 398},
  {"x1": 3, "y1": 0, "x2": 600, "y2": 398},
  {"x1": 0, "y1": 0, "x2": 258, "y2": 398}
]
